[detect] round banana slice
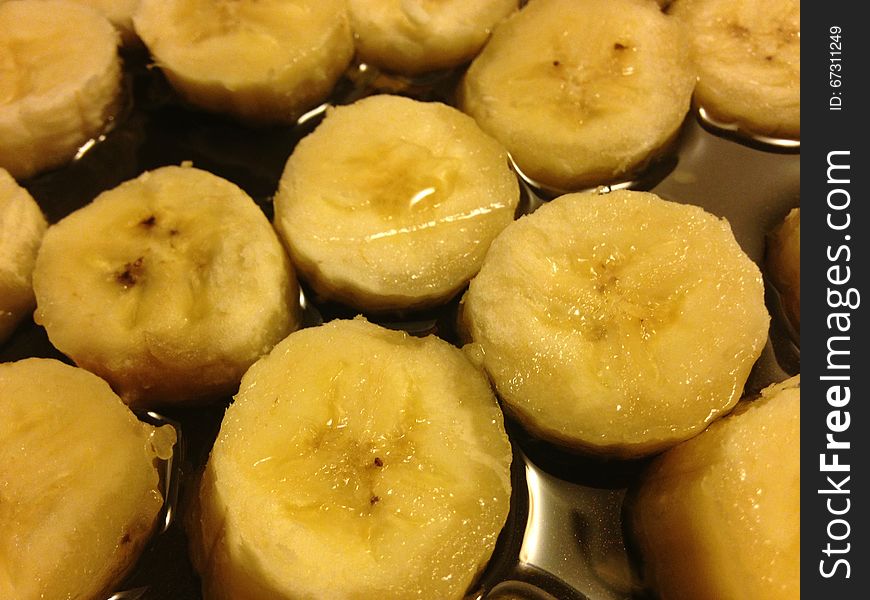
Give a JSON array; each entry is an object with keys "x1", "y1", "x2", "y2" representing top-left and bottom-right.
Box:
[
  {"x1": 274, "y1": 94, "x2": 520, "y2": 312},
  {"x1": 462, "y1": 189, "x2": 769, "y2": 457},
  {"x1": 133, "y1": 0, "x2": 354, "y2": 124},
  {"x1": 348, "y1": 0, "x2": 518, "y2": 75},
  {"x1": 0, "y1": 358, "x2": 176, "y2": 600},
  {"x1": 189, "y1": 318, "x2": 513, "y2": 600},
  {"x1": 32, "y1": 165, "x2": 300, "y2": 408},
  {"x1": 459, "y1": 0, "x2": 695, "y2": 192},
  {"x1": 670, "y1": 0, "x2": 800, "y2": 140},
  {"x1": 629, "y1": 375, "x2": 799, "y2": 600},
  {"x1": 0, "y1": 0, "x2": 122, "y2": 180},
  {"x1": 0, "y1": 168, "x2": 47, "y2": 344},
  {"x1": 766, "y1": 207, "x2": 799, "y2": 331}
]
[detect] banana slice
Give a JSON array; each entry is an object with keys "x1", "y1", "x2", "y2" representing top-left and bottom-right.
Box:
[
  {"x1": 629, "y1": 375, "x2": 799, "y2": 600},
  {"x1": 461, "y1": 189, "x2": 769, "y2": 457},
  {"x1": 32, "y1": 165, "x2": 300, "y2": 408},
  {"x1": 0, "y1": 168, "x2": 47, "y2": 344},
  {"x1": 669, "y1": 0, "x2": 800, "y2": 140},
  {"x1": 0, "y1": 358, "x2": 176, "y2": 600},
  {"x1": 274, "y1": 94, "x2": 520, "y2": 312},
  {"x1": 459, "y1": 0, "x2": 695, "y2": 192},
  {"x1": 188, "y1": 318, "x2": 512, "y2": 600},
  {"x1": 0, "y1": 0, "x2": 122, "y2": 180},
  {"x1": 348, "y1": 0, "x2": 518, "y2": 75},
  {"x1": 133, "y1": 0, "x2": 354, "y2": 124},
  {"x1": 766, "y1": 207, "x2": 799, "y2": 331}
]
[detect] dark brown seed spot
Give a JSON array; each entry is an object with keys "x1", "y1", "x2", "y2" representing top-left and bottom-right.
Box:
[
  {"x1": 765, "y1": 55, "x2": 773, "y2": 61},
  {"x1": 370, "y1": 495, "x2": 380, "y2": 505},
  {"x1": 139, "y1": 215, "x2": 157, "y2": 228},
  {"x1": 117, "y1": 257, "x2": 145, "y2": 287},
  {"x1": 614, "y1": 43, "x2": 627, "y2": 51},
  {"x1": 169, "y1": 228, "x2": 179, "y2": 236},
  {"x1": 552, "y1": 60, "x2": 561, "y2": 67},
  {"x1": 120, "y1": 532, "x2": 131, "y2": 545},
  {"x1": 373, "y1": 457, "x2": 384, "y2": 467}
]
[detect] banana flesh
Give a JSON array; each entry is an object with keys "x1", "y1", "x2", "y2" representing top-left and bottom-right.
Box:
[
  {"x1": 32, "y1": 165, "x2": 300, "y2": 408},
  {"x1": 274, "y1": 94, "x2": 520, "y2": 312},
  {"x1": 630, "y1": 375, "x2": 800, "y2": 600},
  {"x1": 459, "y1": 0, "x2": 696, "y2": 192},
  {"x1": 0, "y1": 358, "x2": 176, "y2": 600},
  {"x1": 766, "y1": 207, "x2": 799, "y2": 330},
  {"x1": 0, "y1": 0, "x2": 122, "y2": 180},
  {"x1": 133, "y1": 0, "x2": 355, "y2": 124},
  {"x1": 348, "y1": 0, "x2": 518, "y2": 75},
  {"x1": 670, "y1": 0, "x2": 800, "y2": 139},
  {"x1": 188, "y1": 318, "x2": 512, "y2": 599},
  {"x1": 462, "y1": 189, "x2": 769, "y2": 457},
  {"x1": 0, "y1": 168, "x2": 47, "y2": 344}
]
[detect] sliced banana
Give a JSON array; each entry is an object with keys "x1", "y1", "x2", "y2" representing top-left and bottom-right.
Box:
[
  {"x1": 461, "y1": 189, "x2": 769, "y2": 457},
  {"x1": 32, "y1": 165, "x2": 300, "y2": 408},
  {"x1": 459, "y1": 0, "x2": 696, "y2": 192},
  {"x1": 133, "y1": 0, "x2": 354, "y2": 124},
  {"x1": 188, "y1": 318, "x2": 513, "y2": 600},
  {"x1": 629, "y1": 375, "x2": 799, "y2": 600},
  {"x1": 0, "y1": 0, "x2": 122, "y2": 180},
  {"x1": 348, "y1": 0, "x2": 518, "y2": 75},
  {"x1": 669, "y1": 0, "x2": 800, "y2": 140},
  {"x1": 274, "y1": 94, "x2": 520, "y2": 312},
  {"x1": 0, "y1": 358, "x2": 176, "y2": 600},
  {"x1": 0, "y1": 168, "x2": 47, "y2": 344},
  {"x1": 766, "y1": 207, "x2": 799, "y2": 331}
]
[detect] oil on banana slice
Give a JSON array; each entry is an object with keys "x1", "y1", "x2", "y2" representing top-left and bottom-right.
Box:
[
  {"x1": 133, "y1": 0, "x2": 355, "y2": 124},
  {"x1": 0, "y1": 0, "x2": 122, "y2": 180},
  {"x1": 274, "y1": 94, "x2": 520, "y2": 312},
  {"x1": 459, "y1": 0, "x2": 696, "y2": 192},
  {"x1": 32, "y1": 165, "x2": 300, "y2": 408},
  {"x1": 669, "y1": 0, "x2": 800, "y2": 140},
  {"x1": 766, "y1": 207, "x2": 799, "y2": 331},
  {"x1": 348, "y1": 0, "x2": 518, "y2": 75},
  {"x1": 461, "y1": 189, "x2": 769, "y2": 457},
  {"x1": 629, "y1": 375, "x2": 799, "y2": 600},
  {"x1": 188, "y1": 318, "x2": 513, "y2": 600},
  {"x1": 0, "y1": 168, "x2": 47, "y2": 344},
  {"x1": 0, "y1": 358, "x2": 176, "y2": 600}
]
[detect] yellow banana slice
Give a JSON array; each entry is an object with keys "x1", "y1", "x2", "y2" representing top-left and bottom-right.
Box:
[
  {"x1": 0, "y1": 168, "x2": 47, "y2": 344},
  {"x1": 670, "y1": 0, "x2": 800, "y2": 140},
  {"x1": 188, "y1": 318, "x2": 513, "y2": 600},
  {"x1": 0, "y1": 0, "x2": 122, "y2": 180},
  {"x1": 274, "y1": 94, "x2": 520, "y2": 312},
  {"x1": 133, "y1": 0, "x2": 355, "y2": 124},
  {"x1": 629, "y1": 375, "x2": 800, "y2": 600},
  {"x1": 766, "y1": 207, "x2": 799, "y2": 331},
  {"x1": 348, "y1": 0, "x2": 518, "y2": 75},
  {"x1": 459, "y1": 0, "x2": 696, "y2": 192},
  {"x1": 0, "y1": 358, "x2": 176, "y2": 600},
  {"x1": 32, "y1": 165, "x2": 300, "y2": 408},
  {"x1": 68, "y1": 0, "x2": 142, "y2": 45},
  {"x1": 461, "y1": 189, "x2": 769, "y2": 457}
]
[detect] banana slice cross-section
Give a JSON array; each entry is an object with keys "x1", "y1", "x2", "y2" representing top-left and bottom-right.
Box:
[
  {"x1": 670, "y1": 0, "x2": 800, "y2": 140},
  {"x1": 133, "y1": 0, "x2": 355, "y2": 124},
  {"x1": 188, "y1": 318, "x2": 513, "y2": 600},
  {"x1": 462, "y1": 189, "x2": 769, "y2": 457},
  {"x1": 0, "y1": 0, "x2": 122, "y2": 180},
  {"x1": 629, "y1": 375, "x2": 800, "y2": 600},
  {"x1": 0, "y1": 358, "x2": 176, "y2": 600},
  {"x1": 348, "y1": 0, "x2": 518, "y2": 76},
  {"x1": 459, "y1": 0, "x2": 696, "y2": 192},
  {"x1": 0, "y1": 168, "x2": 47, "y2": 344},
  {"x1": 766, "y1": 206, "x2": 799, "y2": 332},
  {"x1": 274, "y1": 94, "x2": 520, "y2": 313},
  {"x1": 32, "y1": 165, "x2": 300, "y2": 408}
]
